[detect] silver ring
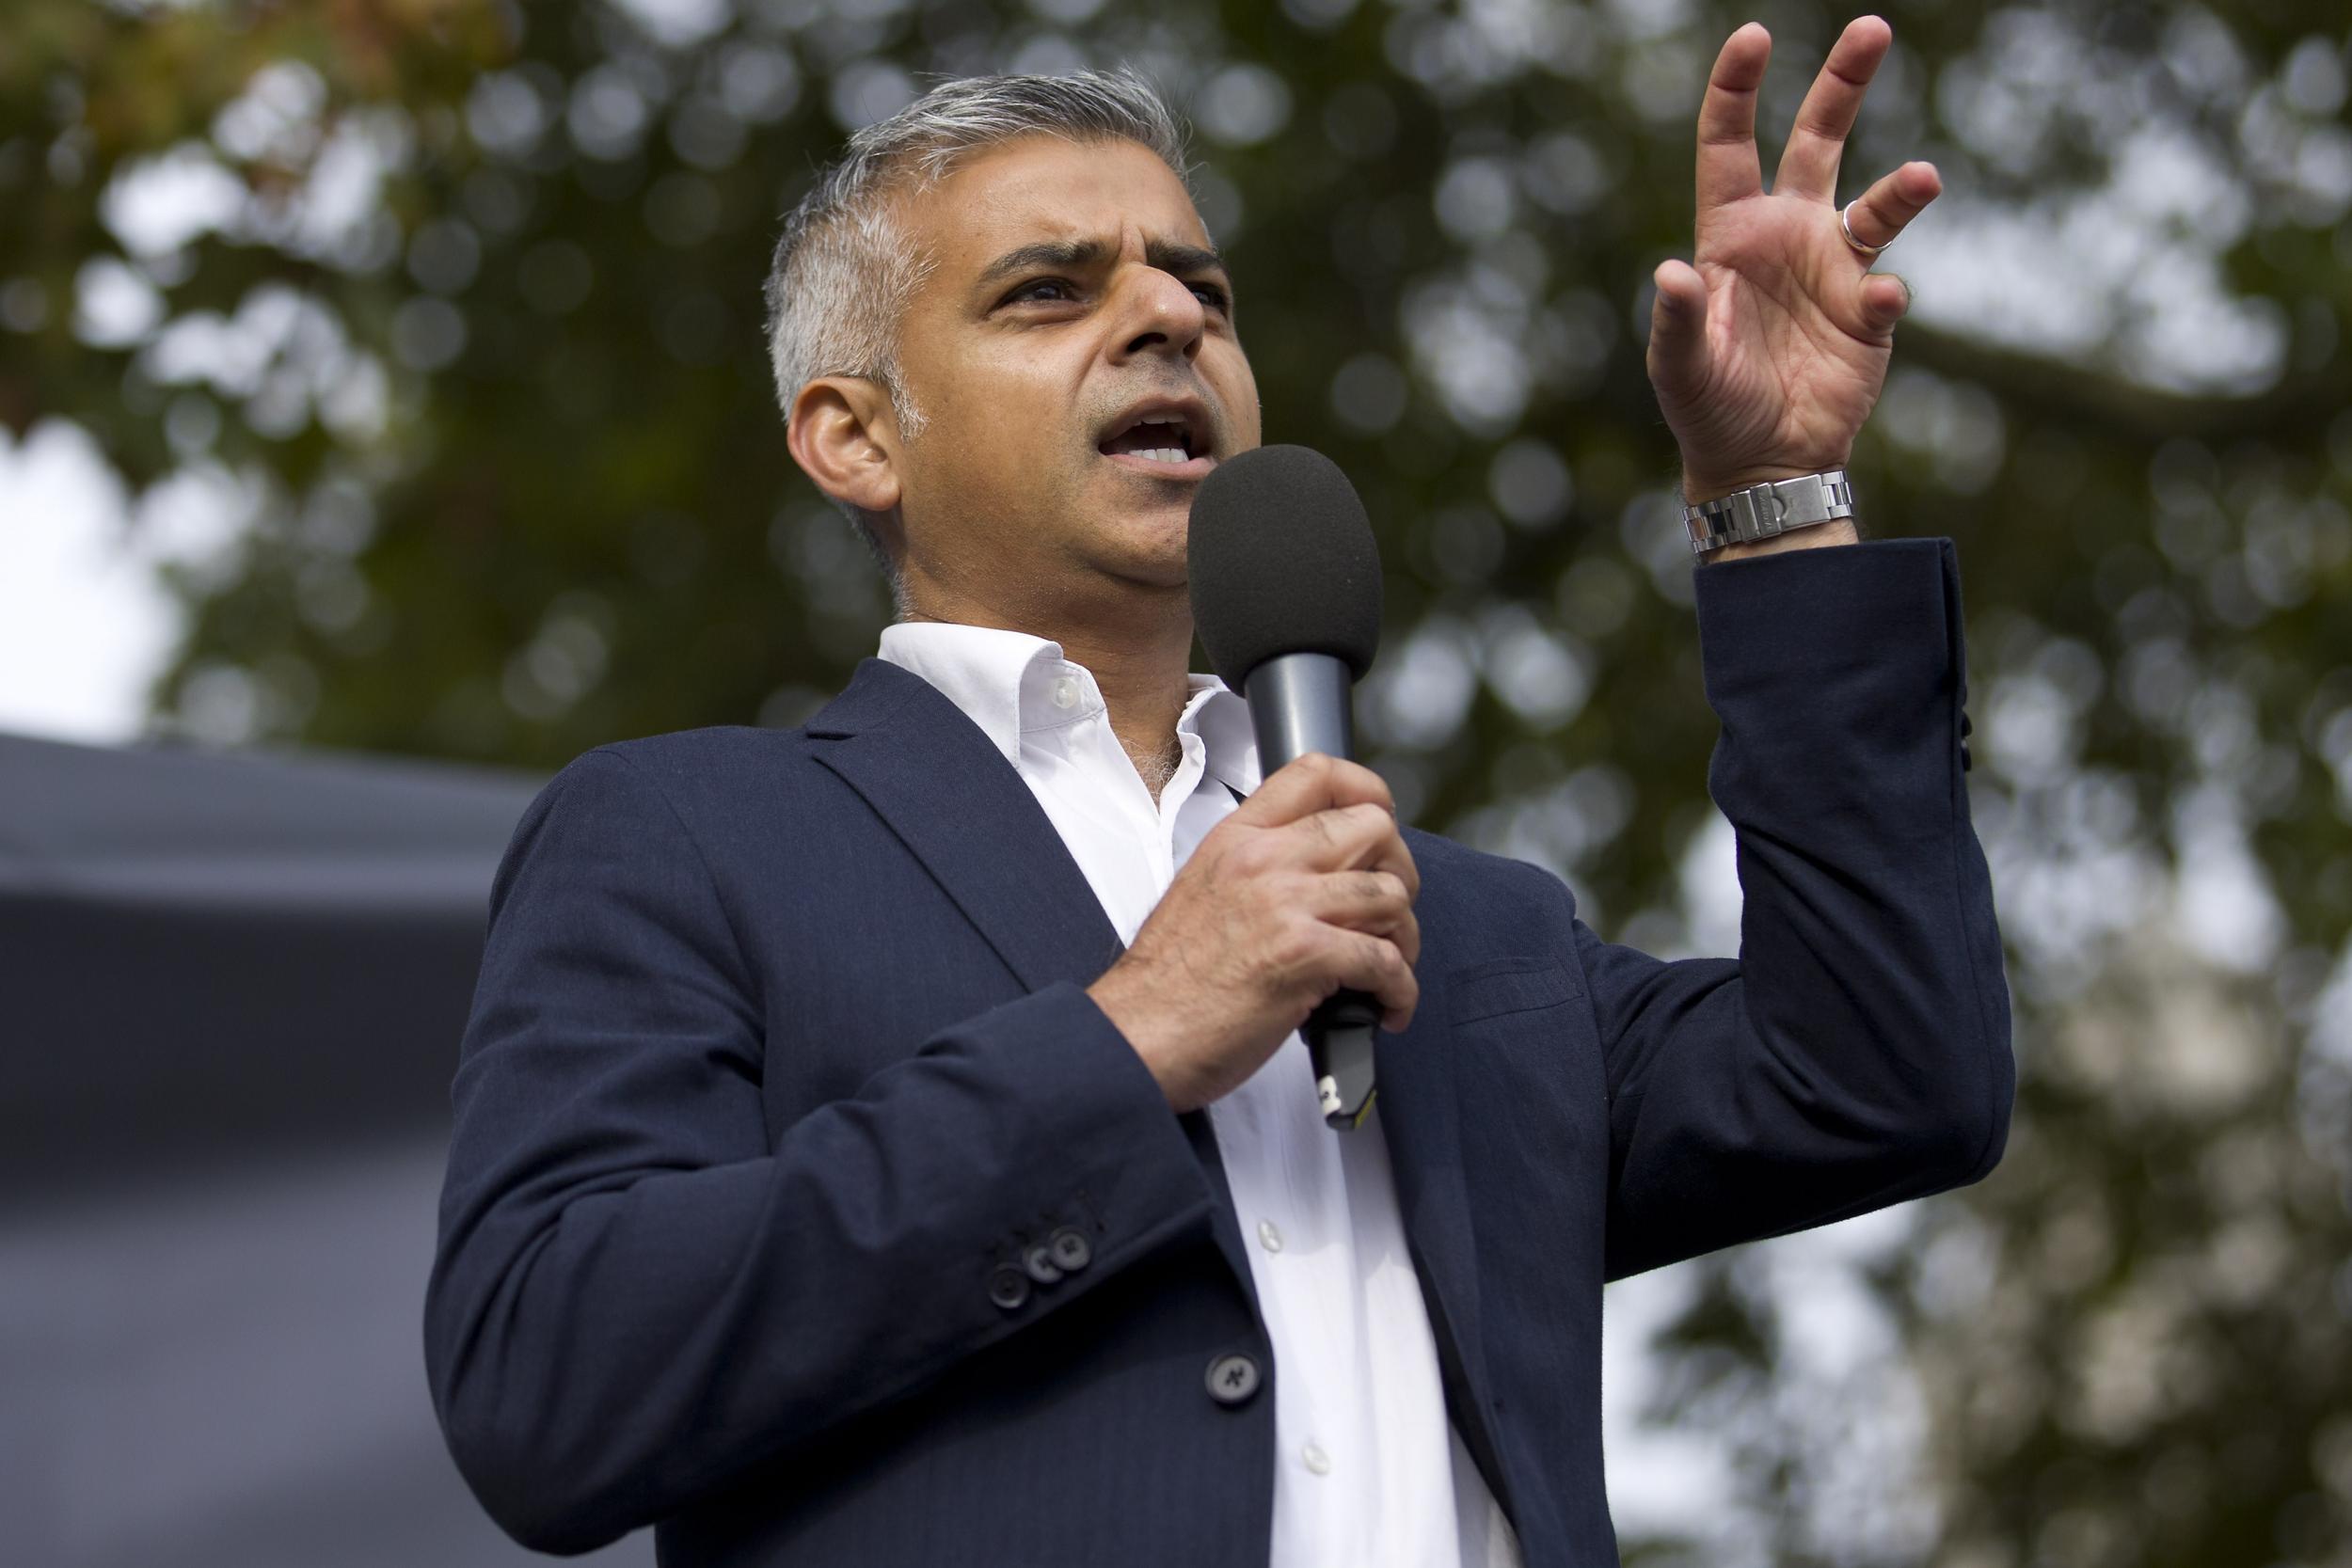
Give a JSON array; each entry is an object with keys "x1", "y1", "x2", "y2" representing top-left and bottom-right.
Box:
[{"x1": 1840, "y1": 200, "x2": 1887, "y2": 258}]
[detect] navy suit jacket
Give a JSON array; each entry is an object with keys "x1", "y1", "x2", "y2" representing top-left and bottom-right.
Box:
[{"x1": 424, "y1": 538, "x2": 2012, "y2": 1566}]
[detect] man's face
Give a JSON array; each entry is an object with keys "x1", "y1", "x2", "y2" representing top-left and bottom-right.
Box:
[{"x1": 884, "y1": 135, "x2": 1261, "y2": 601}]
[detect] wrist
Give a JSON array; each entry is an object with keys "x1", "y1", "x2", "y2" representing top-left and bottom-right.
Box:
[
  {"x1": 1703, "y1": 516, "x2": 1860, "y2": 563},
  {"x1": 1087, "y1": 967, "x2": 1199, "y2": 1113},
  {"x1": 1680, "y1": 465, "x2": 1863, "y2": 562}
]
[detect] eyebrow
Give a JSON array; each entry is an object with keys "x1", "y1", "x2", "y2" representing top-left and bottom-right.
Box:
[{"x1": 976, "y1": 236, "x2": 1230, "y2": 291}]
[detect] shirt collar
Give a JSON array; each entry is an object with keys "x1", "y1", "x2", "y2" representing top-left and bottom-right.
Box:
[
  {"x1": 1184, "y1": 674, "x2": 1262, "y2": 795},
  {"x1": 876, "y1": 621, "x2": 1260, "y2": 791}
]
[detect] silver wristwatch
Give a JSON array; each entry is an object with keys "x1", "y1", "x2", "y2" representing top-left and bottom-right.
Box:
[{"x1": 1682, "y1": 469, "x2": 1856, "y2": 555}]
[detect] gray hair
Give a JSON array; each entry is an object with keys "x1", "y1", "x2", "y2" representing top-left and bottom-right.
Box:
[{"x1": 762, "y1": 69, "x2": 1192, "y2": 589}]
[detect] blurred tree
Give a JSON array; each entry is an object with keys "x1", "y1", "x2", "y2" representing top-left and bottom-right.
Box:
[{"x1": 6, "y1": 0, "x2": 2348, "y2": 1562}]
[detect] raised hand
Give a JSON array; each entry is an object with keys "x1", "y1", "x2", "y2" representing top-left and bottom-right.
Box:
[{"x1": 1647, "y1": 16, "x2": 1939, "y2": 507}]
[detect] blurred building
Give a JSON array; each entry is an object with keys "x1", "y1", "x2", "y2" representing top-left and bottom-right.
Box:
[{"x1": 0, "y1": 732, "x2": 646, "y2": 1567}]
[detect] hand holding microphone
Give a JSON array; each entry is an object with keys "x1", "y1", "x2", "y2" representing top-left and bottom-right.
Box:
[
  {"x1": 1088, "y1": 751, "x2": 1419, "y2": 1116},
  {"x1": 1087, "y1": 446, "x2": 1405, "y2": 1127}
]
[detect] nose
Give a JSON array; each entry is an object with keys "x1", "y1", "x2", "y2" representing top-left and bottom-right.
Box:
[{"x1": 1108, "y1": 264, "x2": 1207, "y2": 367}]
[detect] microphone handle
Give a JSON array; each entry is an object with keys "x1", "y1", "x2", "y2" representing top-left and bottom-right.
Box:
[
  {"x1": 1306, "y1": 992, "x2": 1381, "y2": 1130},
  {"x1": 1244, "y1": 652, "x2": 1381, "y2": 1131}
]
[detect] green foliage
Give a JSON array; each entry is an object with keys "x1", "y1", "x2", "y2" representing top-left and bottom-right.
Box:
[{"x1": 6, "y1": 0, "x2": 2349, "y2": 1560}]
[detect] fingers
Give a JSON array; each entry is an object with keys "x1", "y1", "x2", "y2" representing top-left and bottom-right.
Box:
[
  {"x1": 1233, "y1": 752, "x2": 1393, "y2": 829},
  {"x1": 1645, "y1": 258, "x2": 1712, "y2": 401},
  {"x1": 1694, "y1": 22, "x2": 1769, "y2": 212},
  {"x1": 1845, "y1": 161, "x2": 1934, "y2": 339},
  {"x1": 1336, "y1": 929, "x2": 1419, "y2": 1034},
  {"x1": 1843, "y1": 159, "x2": 1940, "y2": 250},
  {"x1": 1858, "y1": 271, "x2": 1912, "y2": 336},
  {"x1": 1278, "y1": 800, "x2": 1418, "y2": 898},
  {"x1": 1773, "y1": 14, "x2": 1893, "y2": 202},
  {"x1": 1232, "y1": 752, "x2": 1416, "y2": 895},
  {"x1": 1308, "y1": 870, "x2": 1421, "y2": 966},
  {"x1": 1208, "y1": 751, "x2": 1424, "y2": 1033},
  {"x1": 1262, "y1": 890, "x2": 1418, "y2": 1031}
]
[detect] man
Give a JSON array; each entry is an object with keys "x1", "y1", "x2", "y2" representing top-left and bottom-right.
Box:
[{"x1": 425, "y1": 20, "x2": 2010, "y2": 1568}]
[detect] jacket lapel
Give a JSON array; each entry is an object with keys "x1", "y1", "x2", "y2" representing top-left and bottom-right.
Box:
[
  {"x1": 808, "y1": 659, "x2": 1260, "y2": 1309},
  {"x1": 809, "y1": 659, "x2": 1122, "y2": 993}
]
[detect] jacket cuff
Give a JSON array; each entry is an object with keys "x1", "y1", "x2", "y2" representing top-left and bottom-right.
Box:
[
  {"x1": 917, "y1": 979, "x2": 1216, "y2": 1309},
  {"x1": 1693, "y1": 536, "x2": 1963, "y2": 697},
  {"x1": 1692, "y1": 536, "x2": 1973, "y2": 825}
]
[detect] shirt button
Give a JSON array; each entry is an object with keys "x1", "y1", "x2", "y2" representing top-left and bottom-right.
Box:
[
  {"x1": 1051, "y1": 676, "x2": 1080, "y2": 709},
  {"x1": 1301, "y1": 1441, "x2": 1331, "y2": 1476},
  {"x1": 1257, "y1": 1220, "x2": 1283, "y2": 1254}
]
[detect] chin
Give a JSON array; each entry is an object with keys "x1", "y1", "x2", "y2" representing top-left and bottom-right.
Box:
[{"x1": 1089, "y1": 515, "x2": 1192, "y2": 591}]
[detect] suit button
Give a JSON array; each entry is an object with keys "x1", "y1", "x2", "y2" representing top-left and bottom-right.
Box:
[
  {"x1": 987, "y1": 1265, "x2": 1030, "y2": 1311},
  {"x1": 1205, "y1": 1353, "x2": 1261, "y2": 1407},
  {"x1": 1022, "y1": 1243, "x2": 1064, "y2": 1285},
  {"x1": 1961, "y1": 743, "x2": 1973, "y2": 773},
  {"x1": 1047, "y1": 1227, "x2": 1091, "y2": 1272}
]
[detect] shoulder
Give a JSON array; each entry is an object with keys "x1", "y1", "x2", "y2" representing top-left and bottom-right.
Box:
[
  {"x1": 492, "y1": 724, "x2": 848, "y2": 902},
  {"x1": 520, "y1": 723, "x2": 835, "y2": 838},
  {"x1": 1404, "y1": 825, "x2": 1581, "y2": 924},
  {"x1": 587, "y1": 723, "x2": 817, "y2": 785}
]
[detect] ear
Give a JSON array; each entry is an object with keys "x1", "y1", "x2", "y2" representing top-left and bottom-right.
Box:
[{"x1": 787, "y1": 376, "x2": 904, "y2": 518}]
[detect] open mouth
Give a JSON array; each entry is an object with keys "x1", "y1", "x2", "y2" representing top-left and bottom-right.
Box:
[{"x1": 1097, "y1": 404, "x2": 1216, "y2": 479}]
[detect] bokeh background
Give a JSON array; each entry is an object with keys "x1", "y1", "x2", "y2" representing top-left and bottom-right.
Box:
[{"x1": 4, "y1": 0, "x2": 2351, "y2": 1564}]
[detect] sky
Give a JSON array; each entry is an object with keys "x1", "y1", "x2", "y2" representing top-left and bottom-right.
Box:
[{"x1": 0, "y1": 420, "x2": 179, "y2": 744}]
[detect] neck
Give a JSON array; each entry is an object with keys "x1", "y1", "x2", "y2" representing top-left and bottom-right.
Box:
[{"x1": 899, "y1": 572, "x2": 1195, "y2": 801}]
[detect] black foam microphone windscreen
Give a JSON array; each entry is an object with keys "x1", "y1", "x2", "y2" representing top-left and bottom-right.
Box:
[{"x1": 1187, "y1": 445, "x2": 1382, "y2": 690}]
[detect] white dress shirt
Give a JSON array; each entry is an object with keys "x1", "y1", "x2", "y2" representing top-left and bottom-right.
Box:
[{"x1": 879, "y1": 623, "x2": 1522, "y2": 1568}]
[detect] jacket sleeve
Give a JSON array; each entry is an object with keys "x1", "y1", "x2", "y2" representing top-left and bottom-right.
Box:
[
  {"x1": 1590, "y1": 537, "x2": 2014, "y2": 1281},
  {"x1": 422, "y1": 747, "x2": 1216, "y2": 1554}
]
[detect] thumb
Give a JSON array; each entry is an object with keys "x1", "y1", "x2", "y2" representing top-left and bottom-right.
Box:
[{"x1": 1646, "y1": 259, "x2": 1711, "y2": 397}]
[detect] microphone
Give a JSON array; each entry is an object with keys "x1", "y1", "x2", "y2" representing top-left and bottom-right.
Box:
[{"x1": 1187, "y1": 445, "x2": 1386, "y2": 1131}]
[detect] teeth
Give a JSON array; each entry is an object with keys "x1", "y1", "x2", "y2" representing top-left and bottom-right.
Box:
[{"x1": 1110, "y1": 417, "x2": 1196, "y2": 465}]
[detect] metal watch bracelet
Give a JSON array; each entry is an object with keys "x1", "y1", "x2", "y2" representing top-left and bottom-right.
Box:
[{"x1": 1682, "y1": 469, "x2": 1855, "y2": 555}]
